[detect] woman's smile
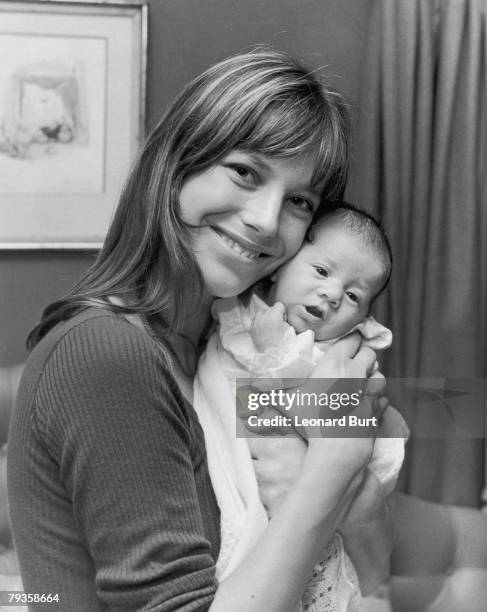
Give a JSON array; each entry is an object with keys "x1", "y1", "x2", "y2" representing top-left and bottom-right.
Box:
[{"x1": 211, "y1": 226, "x2": 275, "y2": 262}]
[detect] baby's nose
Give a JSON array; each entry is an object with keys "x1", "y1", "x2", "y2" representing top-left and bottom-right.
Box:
[{"x1": 318, "y1": 280, "x2": 342, "y2": 306}]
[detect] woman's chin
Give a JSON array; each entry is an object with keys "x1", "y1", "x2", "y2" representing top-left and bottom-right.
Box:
[
  {"x1": 204, "y1": 275, "x2": 254, "y2": 299},
  {"x1": 207, "y1": 284, "x2": 250, "y2": 299}
]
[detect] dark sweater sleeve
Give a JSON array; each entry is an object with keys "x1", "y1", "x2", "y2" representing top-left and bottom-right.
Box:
[{"x1": 34, "y1": 316, "x2": 218, "y2": 611}]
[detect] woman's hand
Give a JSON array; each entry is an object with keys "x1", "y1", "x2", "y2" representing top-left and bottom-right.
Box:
[
  {"x1": 309, "y1": 339, "x2": 391, "y2": 594},
  {"x1": 250, "y1": 431, "x2": 307, "y2": 517},
  {"x1": 312, "y1": 332, "x2": 380, "y2": 378},
  {"x1": 305, "y1": 333, "x2": 385, "y2": 474}
]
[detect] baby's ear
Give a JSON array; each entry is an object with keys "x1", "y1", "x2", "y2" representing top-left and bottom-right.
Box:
[
  {"x1": 270, "y1": 272, "x2": 277, "y2": 282},
  {"x1": 306, "y1": 225, "x2": 316, "y2": 243}
]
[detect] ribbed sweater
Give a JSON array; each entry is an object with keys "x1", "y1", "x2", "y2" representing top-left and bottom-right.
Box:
[{"x1": 7, "y1": 309, "x2": 220, "y2": 611}]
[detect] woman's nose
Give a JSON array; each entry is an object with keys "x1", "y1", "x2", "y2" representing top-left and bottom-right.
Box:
[
  {"x1": 240, "y1": 189, "x2": 282, "y2": 237},
  {"x1": 318, "y1": 280, "x2": 343, "y2": 307}
]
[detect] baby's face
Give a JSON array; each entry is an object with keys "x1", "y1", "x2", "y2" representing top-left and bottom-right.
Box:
[{"x1": 269, "y1": 220, "x2": 386, "y2": 341}]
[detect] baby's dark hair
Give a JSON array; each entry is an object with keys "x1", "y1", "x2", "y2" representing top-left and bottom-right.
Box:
[{"x1": 313, "y1": 201, "x2": 393, "y2": 299}]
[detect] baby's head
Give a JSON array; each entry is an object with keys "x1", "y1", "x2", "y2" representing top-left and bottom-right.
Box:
[{"x1": 268, "y1": 204, "x2": 392, "y2": 341}]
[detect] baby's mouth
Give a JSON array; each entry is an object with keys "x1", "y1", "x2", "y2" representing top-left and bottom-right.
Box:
[{"x1": 304, "y1": 305, "x2": 323, "y2": 320}]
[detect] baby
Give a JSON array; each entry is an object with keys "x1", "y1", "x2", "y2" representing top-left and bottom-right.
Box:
[
  {"x1": 194, "y1": 204, "x2": 408, "y2": 612},
  {"x1": 259, "y1": 203, "x2": 390, "y2": 343}
]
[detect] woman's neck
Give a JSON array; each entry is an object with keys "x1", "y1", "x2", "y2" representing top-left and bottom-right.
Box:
[
  {"x1": 108, "y1": 292, "x2": 213, "y2": 353},
  {"x1": 159, "y1": 293, "x2": 213, "y2": 402},
  {"x1": 175, "y1": 292, "x2": 214, "y2": 346}
]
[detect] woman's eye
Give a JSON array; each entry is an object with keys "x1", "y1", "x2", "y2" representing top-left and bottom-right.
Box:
[
  {"x1": 346, "y1": 291, "x2": 359, "y2": 304},
  {"x1": 289, "y1": 196, "x2": 314, "y2": 213},
  {"x1": 229, "y1": 164, "x2": 254, "y2": 181},
  {"x1": 315, "y1": 266, "x2": 328, "y2": 277}
]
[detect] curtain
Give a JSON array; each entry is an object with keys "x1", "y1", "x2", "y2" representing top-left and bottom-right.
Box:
[{"x1": 347, "y1": 0, "x2": 487, "y2": 505}]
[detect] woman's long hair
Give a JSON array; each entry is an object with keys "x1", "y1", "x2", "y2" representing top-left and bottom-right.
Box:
[{"x1": 28, "y1": 48, "x2": 350, "y2": 348}]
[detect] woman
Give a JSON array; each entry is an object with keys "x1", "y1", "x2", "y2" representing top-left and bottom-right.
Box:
[{"x1": 7, "y1": 50, "x2": 386, "y2": 611}]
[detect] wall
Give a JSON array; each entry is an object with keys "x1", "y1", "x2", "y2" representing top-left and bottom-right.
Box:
[
  {"x1": 145, "y1": 0, "x2": 373, "y2": 129},
  {"x1": 0, "y1": 0, "x2": 373, "y2": 366}
]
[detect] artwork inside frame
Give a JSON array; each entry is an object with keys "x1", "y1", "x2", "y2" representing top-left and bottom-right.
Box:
[{"x1": 0, "y1": 0, "x2": 147, "y2": 249}]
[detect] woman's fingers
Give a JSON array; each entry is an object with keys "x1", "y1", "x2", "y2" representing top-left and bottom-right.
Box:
[
  {"x1": 352, "y1": 345, "x2": 378, "y2": 376},
  {"x1": 326, "y1": 332, "x2": 363, "y2": 359},
  {"x1": 311, "y1": 333, "x2": 364, "y2": 378},
  {"x1": 320, "y1": 336, "x2": 378, "y2": 377}
]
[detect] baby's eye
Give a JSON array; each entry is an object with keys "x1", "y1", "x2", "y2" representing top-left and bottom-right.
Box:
[
  {"x1": 346, "y1": 291, "x2": 360, "y2": 304},
  {"x1": 289, "y1": 196, "x2": 314, "y2": 213},
  {"x1": 314, "y1": 266, "x2": 328, "y2": 277}
]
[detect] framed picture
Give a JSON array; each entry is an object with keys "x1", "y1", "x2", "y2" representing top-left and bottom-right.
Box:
[{"x1": 0, "y1": 0, "x2": 147, "y2": 249}]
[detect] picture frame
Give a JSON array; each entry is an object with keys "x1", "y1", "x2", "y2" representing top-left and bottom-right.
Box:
[{"x1": 0, "y1": 0, "x2": 147, "y2": 249}]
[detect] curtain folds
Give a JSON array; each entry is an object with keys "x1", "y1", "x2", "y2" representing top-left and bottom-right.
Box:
[{"x1": 347, "y1": 0, "x2": 487, "y2": 505}]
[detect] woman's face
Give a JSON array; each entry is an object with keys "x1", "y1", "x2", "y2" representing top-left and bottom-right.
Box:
[{"x1": 179, "y1": 150, "x2": 321, "y2": 298}]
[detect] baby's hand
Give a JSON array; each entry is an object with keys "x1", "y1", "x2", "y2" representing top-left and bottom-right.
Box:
[{"x1": 251, "y1": 302, "x2": 289, "y2": 352}]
